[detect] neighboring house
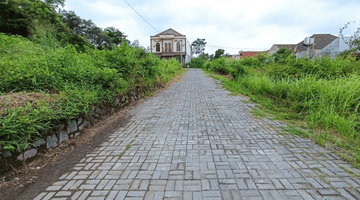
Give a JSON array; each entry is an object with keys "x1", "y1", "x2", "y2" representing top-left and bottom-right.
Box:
[
  {"x1": 294, "y1": 34, "x2": 350, "y2": 59},
  {"x1": 268, "y1": 44, "x2": 296, "y2": 55},
  {"x1": 232, "y1": 54, "x2": 240, "y2": 60},
  {"x1": 150, "y1": 28, "x2": 192, "y2": 65},
  {"x1": 226, "y1": 54, "x2": 238, "y2": 59},
  {"x1": 239, "y1": 50, "x2": 268, "y2": 59}
]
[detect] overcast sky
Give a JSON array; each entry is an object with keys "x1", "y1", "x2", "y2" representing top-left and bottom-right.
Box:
[{"x1": 64, "y1": 0, "x2": 360, "y2": 55}]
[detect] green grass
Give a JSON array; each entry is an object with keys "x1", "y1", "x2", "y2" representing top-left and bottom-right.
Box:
[
  {"x1": 251, "y1": 109, "x2": 266, "y2": 118},
  {"x1": 201, "y1": 54, "x2": 360, "y2": 168},
  {"x1": 0, "y1": 34, "x2": 183, "y2": 153}
]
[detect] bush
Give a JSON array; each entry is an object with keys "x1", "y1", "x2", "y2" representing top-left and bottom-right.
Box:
[
  {"x1": 188, "y1": 55, "x2": 208, "y2": 68},
  {"x1": 272, "y1": 47, "x2": 292, "y2": 63},
  {"x1": 0, "y1": 34, "x2": 182, "y2": 152},
  {"x1": 203, "y1": 50, "x2": 360, "y2": 140}
]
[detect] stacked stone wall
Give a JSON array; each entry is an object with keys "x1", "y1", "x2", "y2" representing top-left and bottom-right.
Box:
[{"x1": 0, "y1": 85, "x2": 155, "y2": 165}]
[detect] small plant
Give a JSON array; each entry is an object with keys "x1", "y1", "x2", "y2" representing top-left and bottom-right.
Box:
[
  {"x1": 251, "y1": 109, "x2": 266, "y2": 118},
  {"x1": 312, "y1": 167, "x2": 322, "y2": 172}
]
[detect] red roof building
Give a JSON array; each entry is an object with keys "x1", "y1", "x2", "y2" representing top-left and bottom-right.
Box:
[{"x1": 239, "y1": 51, "x2": 268, "y2": 58}]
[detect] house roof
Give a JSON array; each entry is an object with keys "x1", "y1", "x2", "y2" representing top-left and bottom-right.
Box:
[
  {"x1": 240, "y1": 51, "x2": 268, "y2": 58},
  {"x1": 295, "y1": 34, "x2": 338, "y2": 52},
  {"x1": 153, "y1": 28, "x2": 184, "y2": 37},
  {"x1": 272, "y1": 44, "x2": 296, "y2": 52}
]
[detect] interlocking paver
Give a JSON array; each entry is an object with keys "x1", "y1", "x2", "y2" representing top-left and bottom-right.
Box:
[{"x1": 32, "y1": 69, "x2": 360, "y2": 199}]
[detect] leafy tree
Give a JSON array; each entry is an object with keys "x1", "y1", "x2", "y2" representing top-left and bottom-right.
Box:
[
  {"x1": 191, "y1": 38, "x2": 207, "y2": 55},
  {"x1": 214, "y1": 49, "x2": 225, "y2": 59},
  {"x1": 0, "y1": 0, "x2": 62, "y2": 37},
  {"x1": 45, "y1": 0, "x2": 65, "y2": 9},
  {"x1": 0, "y1": 0, "x2": 127, "y2": 51},
  {"x1": 199, "y1": 53, "x2": 209, "y2": 60},
  {"x1": 0, "y1": 0, "x2": 30, "y2": 37},
  {"x1": 60, "y1": 10, "x2": 127, "y2": 49},
  {"x1": 273, "y1": 47, "x2": 292, "y2": 63},
  {"x1": 105, "y1": 26, "x2": 128, "y2": 48}
]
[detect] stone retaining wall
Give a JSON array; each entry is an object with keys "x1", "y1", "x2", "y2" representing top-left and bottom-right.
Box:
[{"x1": 0, "y1": 86, "x2": 154, "y2": 164}]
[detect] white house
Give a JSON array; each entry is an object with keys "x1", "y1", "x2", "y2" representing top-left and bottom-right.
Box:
[
  {"x1": 150, "y1": 28, "x2": 192, "y2": 65},
  {"x1": 294, "y1": 34, "x2": 351, "y2": 59}
]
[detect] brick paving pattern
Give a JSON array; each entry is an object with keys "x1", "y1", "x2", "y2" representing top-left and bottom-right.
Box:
[{"x1": 34, "y1": 69, "x2": 360, "y2": 199}]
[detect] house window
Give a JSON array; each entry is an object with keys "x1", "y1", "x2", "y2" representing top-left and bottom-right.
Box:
[
  {"x1": 169, "y1": 43, "x2": 172, "y2": 52},
  {"x1": 156, "y1": 43, "x2": 160, "y2": 52},
  {"x1": 177, "y1": 42, "x2": 180, "y2": 52},
  {"x1": 165, "y1": 43, "x2": 168, "y2": 52}
]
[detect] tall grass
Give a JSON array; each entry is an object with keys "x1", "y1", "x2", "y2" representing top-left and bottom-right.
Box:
[
  {"x1": 0, "y1": 33, "x2": 182, "y2": 152},
  {"x1": 202, "y1": 54, "x2": 360, "y2": 167}
]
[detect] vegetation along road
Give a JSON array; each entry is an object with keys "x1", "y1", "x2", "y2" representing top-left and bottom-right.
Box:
[{"x1": 28, "y1": 69, "x2": 360, "y2": 200}]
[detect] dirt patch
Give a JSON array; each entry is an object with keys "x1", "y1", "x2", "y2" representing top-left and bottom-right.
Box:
[
  {"x1": 0, "y1": 70, "x2": 186, "y2": 200},
  {"x1": 0, "y1": 92, "x2": 55, "y2": 115}
]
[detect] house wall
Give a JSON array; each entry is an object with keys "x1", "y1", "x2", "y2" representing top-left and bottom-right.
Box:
[
  {"x1": 268, "y1": 46, "x2": 280, "y2": 55},
  {"x1": 314, "y1": 38, "x2": 340, "y2": 59},
  {"x1": 150, "y1": 36, "x2": 192, "y2": 64},
  {"x1": 314, "y1": 37, "x2": 350, "y2": 59},
  {"x1": 150, "y1": 36, "x2": 186, "y2": 53},
  {"x1": 296, "y1": 48, "x2": 321, "y2": 59},
  {"x1": 339, "y1": 37, "x2": 351, "y2": 52},
  {"x1": 185, "y1": 38, "x2": 192, "y2": 64},
  {"x1": 296, "y1": 51, "x2": 307, "y2": 59},
  {"x1": 296, "y1": 36, "x2": 351, "y2": 59}
]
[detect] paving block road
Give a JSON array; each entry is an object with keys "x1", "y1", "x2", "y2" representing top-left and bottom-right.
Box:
[{"x1": 34, "y1": 69, "x2": 360, "y2": 200}]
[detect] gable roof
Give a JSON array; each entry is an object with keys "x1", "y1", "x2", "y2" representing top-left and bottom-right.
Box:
[
  {"x1": 153, "y1": 28, "x2": 183, "y2": 37},
  {"x1": 295, "y1": 34, "x2": 338, "y2": 52},
  {"x1": 272, "y1": 44, "x2": 296, "y2": 52}
]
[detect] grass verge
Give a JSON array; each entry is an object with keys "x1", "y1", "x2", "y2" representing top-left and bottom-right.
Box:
[{"x1": 204, "y1": 69, "x2": 360, "y2": 169}]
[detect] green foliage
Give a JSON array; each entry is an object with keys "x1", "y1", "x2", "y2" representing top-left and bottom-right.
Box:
[
  {"x1": 268, "y1": 56, "x2": 360, "y2": 79},
  {"x1": 215, "y1": 49, "x2": 225, "y2": 59},
  {"x1": 272, "y1": 47, "x2": 292, "y2": 63},
  {"x1": 104, "y1": 27, "x2": 129, "y2": 49},
  {"x1": 0, "y1": 0, "x2": 62, "y2": 38},
  {"x1": 0, "y1": 1, "x2": 128, "y2": 51},
  {"x1": 203, "y1": 57, "x2": 235, "y2": 75},
  {"x1": 204, "y1": 52, "x2": 360, "y2": 167},
  {"x1": 45, "y1": 0, "x2": 65, "y2": 9},
  {"x1": 0, "y1": 34, "x2": 182, "y2": 152},
  {"x1": 59, "y1": 10, "x2": 128, "y2": 50},
  {"x1": 188, "y1": 54, "x2": 208, "y2": 68}
]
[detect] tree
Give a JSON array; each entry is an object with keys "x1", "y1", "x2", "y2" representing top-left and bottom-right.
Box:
[
  {"x1": 59, "y1": 9, "x2": 100, "y2": 49},
  {"x1": 104, "y1": 26, "x2": 128, "y2": 48},
  {"x1": 0, "y1": 0, "x2": 63, "y2": 37},
  {"x1": 339, "y1": 21, "x2": 360, "y2": 53},
  {"x1": 44, "y1": 0, "x2": 65, "y2": 9},
  {"x1": 60, "y1": 10, "x2": 127, "y2": 49},
  {"x1": 191, "y1": 38, "x2": 207, "y2": 55},
  {"x1": 214, "y1": 49, "x2": 225, "y2": 59}
]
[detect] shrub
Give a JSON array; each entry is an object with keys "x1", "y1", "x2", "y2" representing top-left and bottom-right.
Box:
[
  {"x1": 0, "y1": 34, "x2": 182, "y2": 152},
  {"x1": 203, "y1": 49, "x2": 360, "y2": 141}
]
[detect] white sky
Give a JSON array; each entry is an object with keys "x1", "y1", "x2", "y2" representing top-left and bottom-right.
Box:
[{"x1": 64, "y1": 0, "x2": 360, "y2": 55}]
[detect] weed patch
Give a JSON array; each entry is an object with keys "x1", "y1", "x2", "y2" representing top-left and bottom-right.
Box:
[
  {"x1": 0, "y1": 34, "x2": 183, "y2": 154},
  {"x1": 200, "y1": 53, "x2": 360, "y2": 168}
]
